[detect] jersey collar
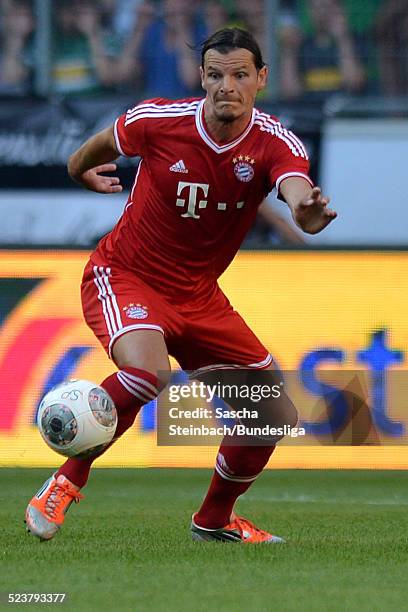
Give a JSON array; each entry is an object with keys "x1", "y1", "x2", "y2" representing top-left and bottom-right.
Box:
[{"x1": 195, "y1": 99, "x2": 255, "y2": 154}]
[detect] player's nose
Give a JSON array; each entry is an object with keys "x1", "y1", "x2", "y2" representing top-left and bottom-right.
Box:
[{"x1": 219, "y1": 75, "x2": 235, "y2": 93}]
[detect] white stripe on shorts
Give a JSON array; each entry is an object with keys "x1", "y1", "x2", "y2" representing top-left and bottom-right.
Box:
[
  {"x1": 93, "y1": 266, "x2": 123, "y2": 339},
  {"x1": 93, "y1": 265, "x2": 116, "y2": 337},
  {"x1": 108, "y1": 324, "x2": 165, "y2": 359},
  {"x1": 102, "y1": 267, "x2": 123, "y2": 331}
]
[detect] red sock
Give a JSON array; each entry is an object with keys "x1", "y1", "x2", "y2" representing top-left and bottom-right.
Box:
[
  {"x1": 194, "y1": 443, "x2": 276, "y2": 529},
  {"x1": 56, "y1": 367, "x2": 159, "y2": 488}
]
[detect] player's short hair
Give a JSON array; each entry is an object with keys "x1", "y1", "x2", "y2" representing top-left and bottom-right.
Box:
[{"x1": 201, "y1": 28, "x2": 265, "y2": 71}]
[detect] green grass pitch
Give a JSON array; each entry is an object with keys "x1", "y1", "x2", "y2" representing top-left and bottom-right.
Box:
[{"x1": 1, "y1": 468, "x2": 408, "y2": 611}]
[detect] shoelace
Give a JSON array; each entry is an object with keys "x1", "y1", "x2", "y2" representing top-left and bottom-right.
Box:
[
  {"x1": 44, "y1": 483, "x2": 83, "y2": 520},
  {"x1": 234, "y1": 516, "x2": 268, "y2": 539}
]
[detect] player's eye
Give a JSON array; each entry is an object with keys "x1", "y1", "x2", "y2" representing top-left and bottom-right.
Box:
[
  {"x1": 208, "y1": 72, "x2": 221, "y2": 79},
  {"x1": 237, "y1": 73, "x2": 247, "y2": 79}
]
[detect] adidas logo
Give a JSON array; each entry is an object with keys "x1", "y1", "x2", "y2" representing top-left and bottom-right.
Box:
[{"x1": 169, "y1": 159, "x2": 188, "y2": 174}]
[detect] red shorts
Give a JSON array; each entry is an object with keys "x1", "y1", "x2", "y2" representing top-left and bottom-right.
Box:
[{"x1": 81, "y1": 260, "x2": 272, "y2": 376}]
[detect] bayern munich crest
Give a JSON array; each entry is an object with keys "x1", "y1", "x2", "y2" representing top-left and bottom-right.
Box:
[
  {"x1": 123, "y1": 303, "x2": 149, "y2": 320},
  {"x1": 233, "y1": 155, "x2": 255, "y2": 182}
]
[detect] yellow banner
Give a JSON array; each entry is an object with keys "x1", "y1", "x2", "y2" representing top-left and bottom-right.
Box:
[{"x1": 0, "y1": 250, "x2": 407, "y2": 469}]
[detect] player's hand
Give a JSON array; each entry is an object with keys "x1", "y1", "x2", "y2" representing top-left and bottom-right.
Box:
[
  {"x1": 79, "y1": 164, "x2": 123, "y2": 194},
  {"x1": 293, "y1": 187, "x2": 337, "y2": 234}
]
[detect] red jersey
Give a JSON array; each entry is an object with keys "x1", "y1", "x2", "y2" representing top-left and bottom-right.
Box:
[{"x1": 93, "y1": 97, "x2": 312, "y2": 302}]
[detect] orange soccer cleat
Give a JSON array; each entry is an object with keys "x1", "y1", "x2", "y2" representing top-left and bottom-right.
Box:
[
  {"x1": 25, "y1": 474, "x2": 83, "y2": 541},
  {"x1": 191, "y1": 513, "x2": 285, "y2": 544}
]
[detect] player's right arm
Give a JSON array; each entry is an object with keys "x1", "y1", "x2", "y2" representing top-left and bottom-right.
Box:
[
  {"x1": 68, "y1": 99, "x2": 153, "y2": 193},
  {"x1": 67, "y1": 126, "x2": 123, "y2": 194}
]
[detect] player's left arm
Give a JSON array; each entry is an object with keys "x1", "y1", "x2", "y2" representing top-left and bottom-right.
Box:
[
  {"x1": 67, "y1": 126, "x2": 123, "y2": 194},
  {"x1": 280, "y1": 177, "x2": 337, "y2": 234}
]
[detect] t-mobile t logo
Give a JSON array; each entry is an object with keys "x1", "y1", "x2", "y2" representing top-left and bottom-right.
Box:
[{"x1": 176, "y1": 181, "x2": 209, "y2": 219}]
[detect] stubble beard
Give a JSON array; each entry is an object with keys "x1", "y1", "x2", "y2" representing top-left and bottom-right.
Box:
[
  {"x1": 213, "y1": 105, "x2": 242, "y2": 124},
  {"x1": 216, "y1": 112, "x2": 236, "y2": 124}
]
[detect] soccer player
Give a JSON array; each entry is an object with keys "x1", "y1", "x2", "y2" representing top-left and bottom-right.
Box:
[{"x1": 25, "y1": 28, "x2": 336, "y2": 543}]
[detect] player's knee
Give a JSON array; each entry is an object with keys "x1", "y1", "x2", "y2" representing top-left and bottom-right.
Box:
[
  {"x1": 156, "y1": 368, "x2": 172, "y2": 391},
  {"x1": 112, "y1": 329, "x2": 171, "y2": 391},
  {"x1": 252, "y1": 393, "x2": 298, "y2": 443},
  {"x1": 258, "y1": 393, "x2": 298, "y2": 428},
  {"x1": 272, "y1": 394, "x2": 298, "y2": 436},
  {"x1": 285, "y1": 401, "x2": 298, "y2": 428}
]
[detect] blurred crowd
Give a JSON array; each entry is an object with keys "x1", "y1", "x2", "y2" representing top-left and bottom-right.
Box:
[{"x1": 0, "y1": 0, "x2": 407, "y2": 100}]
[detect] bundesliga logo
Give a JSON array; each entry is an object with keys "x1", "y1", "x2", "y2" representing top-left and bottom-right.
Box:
[
  {"x1": 233, "y1": 155, "x2": 255, "y2": 182},
  {"x1": 123, "y1": 303, "x2": 149, "y2": 319}
]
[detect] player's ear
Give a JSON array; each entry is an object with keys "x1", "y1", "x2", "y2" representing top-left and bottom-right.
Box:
[
  {"x1": 199, "y1": 66, "x2": 206, "y2": 91},
  {"x1": 257, "y1": 65, "x2": 268, "y2": 92}
]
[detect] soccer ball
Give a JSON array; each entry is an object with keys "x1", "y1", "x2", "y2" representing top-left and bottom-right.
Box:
[{"x1": 37, "y1": 379, "x2": 117, "y2": 458}]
